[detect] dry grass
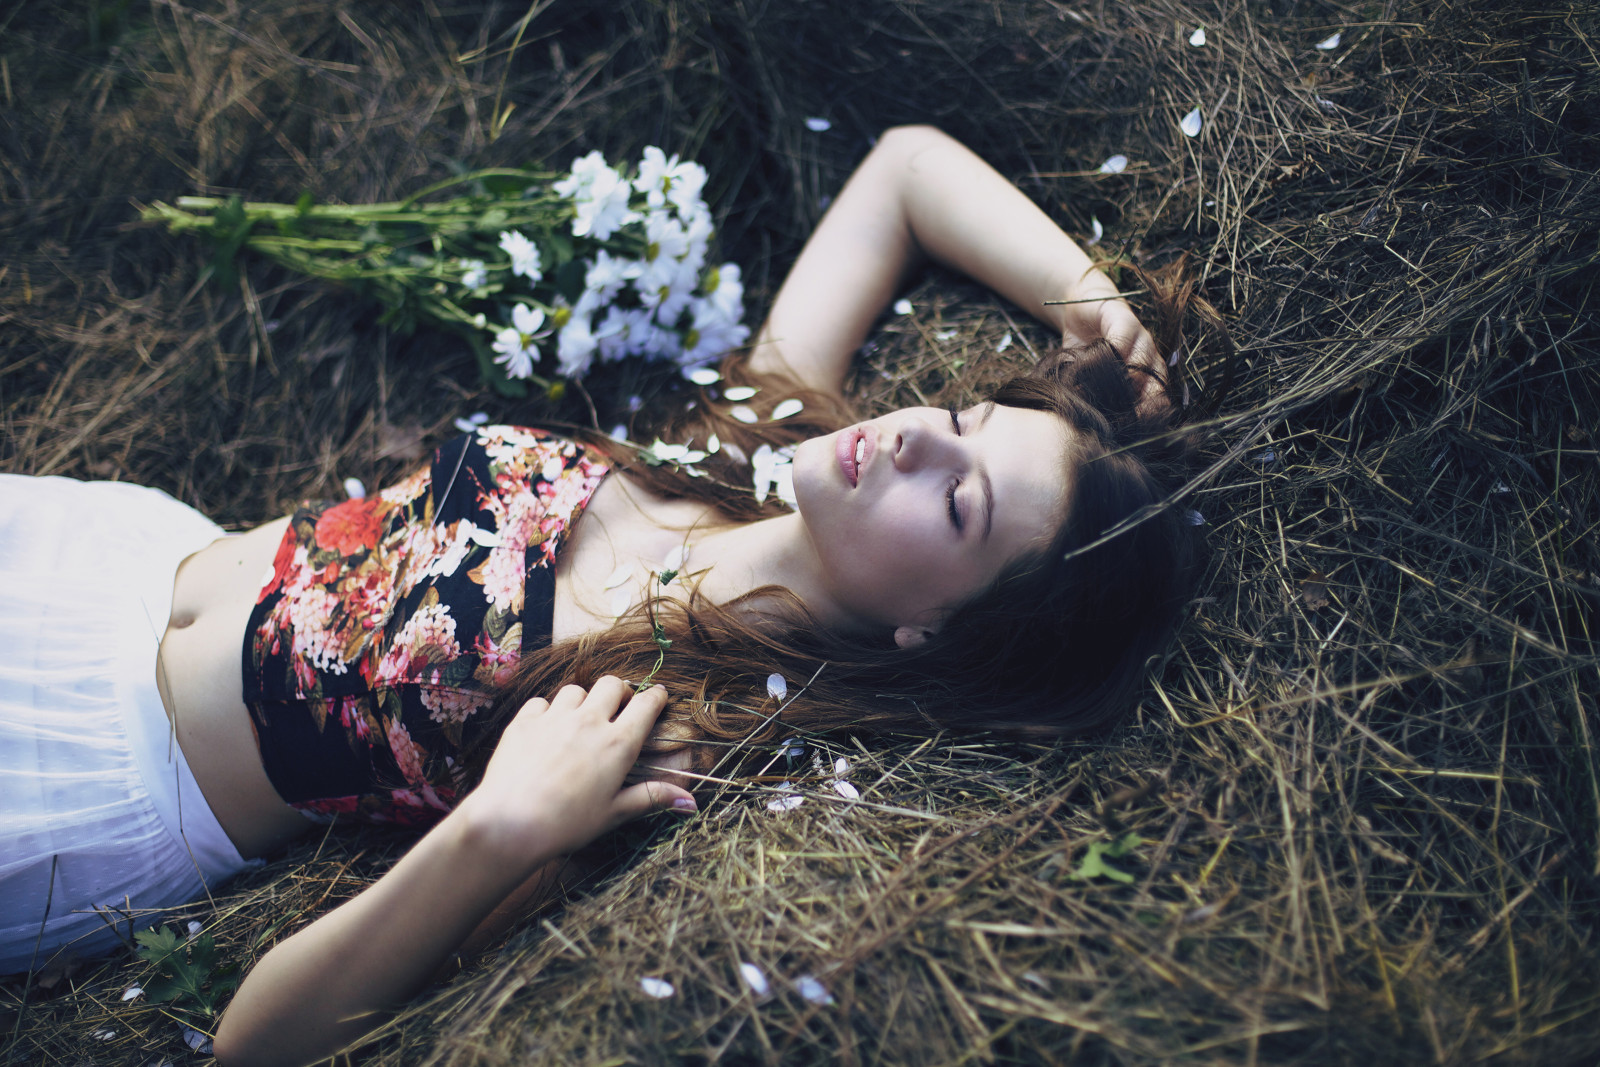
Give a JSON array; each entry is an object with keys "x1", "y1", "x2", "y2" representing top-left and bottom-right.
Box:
[{"x1": 3, "y1": 0, "x2": 1598, "y2": 1064}]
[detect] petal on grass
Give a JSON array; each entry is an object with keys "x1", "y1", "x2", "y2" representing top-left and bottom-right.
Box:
[
  {"x1": 1098, "y1": 154, "x2": 1128, "y2": 174},
  {"x1": 121, "y1": 985, "x2": 143, "y2": 1001},
  {"x1": 767, "y1": 672, "x2": 788, "y2": 700},
  {"x1": 804, "y1": 117, "x2": 832, "y2": 132},
  {"x1": 639, "y1": 977, "x2": 676, "y2": 999},
  {"x1": 834, "y1": 756, "x2": 851, "y2": 776},
  {"x1": 740, "y1": 962, "x2": 770, "y2": 996},
  {"x1": 833, "y1": 780, "x2": 860, "y2": 799},
  {"x1": 796, "y1": 975, "x2": 834, "y2": 1005},
  {"x1": 767, "y1": 793, "x2": 805, "y2": 812},
  {"x1": 1316, "y1": 31, "x2": 1342, "y2": 50},
  {"x1": 1189, "y1": 26, "x2": 1206, "y2": 46},
  {"x1": 1181, "y1": 108, "x2": 1203, "y2": 137},
  {"x1": 893, "y1": 298, "x2": 914, "y2": 315},
  {"x1": 1087, "y1": 216, "x2": 1103, "y2": 246}
]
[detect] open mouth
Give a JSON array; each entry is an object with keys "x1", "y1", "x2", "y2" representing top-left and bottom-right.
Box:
[{"x1": 836, "y1": 427, "x2": 874, "y2": 487}]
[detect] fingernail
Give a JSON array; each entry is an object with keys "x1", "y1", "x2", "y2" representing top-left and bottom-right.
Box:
[{"x1": 672, "y1": 797, "x2": 698, "y2": 812}]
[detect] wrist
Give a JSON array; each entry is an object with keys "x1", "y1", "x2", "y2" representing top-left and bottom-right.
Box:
[{"x1": 448, "y1": 793, "x2": 562, "y2": 878}]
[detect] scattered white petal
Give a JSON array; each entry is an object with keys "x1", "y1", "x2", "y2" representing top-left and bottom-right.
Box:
[
  {"x1": 1317, "y1": 97, "x2": 1337, "y2": 113},
  {"x1": 834, "y1": 756, "x2": 851, "y2": 776},
  {"x1": 833, "y1": 780, "x2": 860, "y2": 799},
  {"x1": 893, "y1": 298, "x2": 914, "y2": 315},
  {"x1": 1099, "y1": 154, "x2": 1129, "y2": 175},
  {"x1": 94, "y1": 1029, "x2": 117, "y2": 1041},
  {"x1": 767, "y1": 793, "x2": 805, "y2": 812},
  {"x1": 469, "y1": 411, "x2": 489, "y2": 425},
  {"x1": 723, "y1": 385, "x2": 758, "y2": 401},
  {"x1": 805, "y1": 117, "x2": 832, "y2": 132},
  {"x1": 739, "y1": 962, "x2": 770, "y2": 996},
  {"x1": 993, "y1": 332, "x2": 1014, "y2": 354},
  {"x1": 639, "y1": 976, "x2": 676, "y2": 999},
  {"x1": 650, "y1": 439, "x2": 690, "y2": 462},
  {"x1": 1180, "y1": 108, "x2": 1203, "y2": 138},
  {"x1": 706, "y1": 433, "x2": 721, "y2": 454},
  {"x1": 121, "y1": 985, "x2": 144, "y2": 1001},
  {"x1": 1185, "y1": 509, "x2": 1206, "y2": 526},
  {"x1": 610, "y1": 587, "x2": 633, "y2": 617},
  {"x1": 752, "y1": 443, "x2": 777, "y2": 504},
  {"x1": 687, "y1": 366, "x2": 721, "y2": 385},
  {"x1": 609, "y1": 423, "x2": 629, "y2": 442},
  {"x1": 721, "y1": 441, "x2": 749, "y2": 465},
  {"x1": 1022, "y1": 971, "x2": 1050, "y2": 990},
  {"x1": 1316, "y1": 31, "x2": 1342, "y2": 50},
  {"x1": 342, "y1": 477, "x2": 366, "y2": 500},
  {"x1": 1492, "y1": 480, "x2": 1511, "y2": 494},
  {"x1": 1189, "y1": 26, "x2": 1206, "y2": 46},
  {"x1": 1205, "y1": 199, "x2": 1217, "y2": 206},
  {"x1": 627, "y1": 395, "x2": 644, "y2": 412},
  {"x1": 1087, "y1": 215, "x2": 1104, "y2": 247},
  {"x1": 603, "y1": 565, "x2": 631, "y2": 590},
  {"x1": 182, "y1": 1027, "x2": 213, "y2": 1053},
  {"x1": 681, "y1": 450, "x2": 707, "y2": 463},
  {"x1": 186, "y1": 921, "x2": 203, "y2": 940},
  {"x1": 454, "y1": 416, "x2": 480, "y2": 433},
  {"x1": 661, "y1": 545, "x2": 686, "y2": 573},
  {"x1": 767, "y1": 673, "x2": 788, "y2": 700},
  {"x1": 771, "y1": 398, "x2": 804, "y2": 420},
  {"x1": 730, "y1": 405, "x2": 758, "y2": 424},
  {"x1": 1255, "y1": 449, "x2": 1277, "y2": 465},
  {"x1": 796, "y1": 975, "x2": 834, "y2": 1005}
]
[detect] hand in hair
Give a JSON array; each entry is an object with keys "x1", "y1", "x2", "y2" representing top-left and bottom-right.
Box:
[{"x1": 1056, "y1": 270, "x2": 1168, "y2": 417}]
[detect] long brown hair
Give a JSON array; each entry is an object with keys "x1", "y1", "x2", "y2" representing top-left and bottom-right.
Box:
[{"x1": 472, "y1": 271, "x2": 1211, "y2": 781}]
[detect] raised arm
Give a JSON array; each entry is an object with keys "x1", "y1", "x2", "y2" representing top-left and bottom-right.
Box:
[
  {"x1": 213, "y1": 681, "x2": 694, "y2": 1067},
  {"x1": 750, "y1": 125, "x2": 1159, "y2": 398}
]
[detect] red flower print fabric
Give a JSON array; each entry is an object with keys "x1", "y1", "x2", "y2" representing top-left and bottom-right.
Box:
[{"x1": 243, "y1": 427, "x2": 609, "y2": 827}]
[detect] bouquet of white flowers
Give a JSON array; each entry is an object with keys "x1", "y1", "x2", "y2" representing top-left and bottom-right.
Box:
[{"x1": 143, "y1": 147, "x2": 750, "y2": 395}]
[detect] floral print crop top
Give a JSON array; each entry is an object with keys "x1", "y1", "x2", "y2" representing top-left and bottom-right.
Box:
[{"x1": 243, "y1": 426, "x2": 609, "y2": 827}]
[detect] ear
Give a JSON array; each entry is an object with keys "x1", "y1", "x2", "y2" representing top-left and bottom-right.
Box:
[{"x1": 893, "y1": 624, "x2": 938, "y2": 650}]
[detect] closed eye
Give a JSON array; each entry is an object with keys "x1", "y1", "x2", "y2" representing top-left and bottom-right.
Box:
[{"x1": 946, "y1": 481, "x2": 963, "y2": 531}]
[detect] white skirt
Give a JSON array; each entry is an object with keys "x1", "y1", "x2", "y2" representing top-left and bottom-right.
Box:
[{"x1": 0, "y1": 475, "x2": 251, "y2": 974}]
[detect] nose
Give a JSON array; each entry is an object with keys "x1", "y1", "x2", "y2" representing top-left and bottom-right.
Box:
[{"x1": 893, "y1": 413, "x2": 963, "y2": 474}]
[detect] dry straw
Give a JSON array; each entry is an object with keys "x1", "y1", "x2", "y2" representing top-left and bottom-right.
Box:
[{"x1": 2, "y1": 0, "x2": 1597, "y2": 1064}]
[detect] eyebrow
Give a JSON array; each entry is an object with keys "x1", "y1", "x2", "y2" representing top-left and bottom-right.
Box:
[{"x1": 975, "y1": 403, "x2": 995, "y2": 542}]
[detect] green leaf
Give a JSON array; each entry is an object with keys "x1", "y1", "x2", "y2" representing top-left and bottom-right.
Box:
[
  {"x1": 133, "y1": 925, "x2": 184, "y2": 966},
  {"x1": 1070, "y1": 836, "x2": 1141, "y2": 883},
  {"x1": 658, "y1": 568, "x2": 679, "y2": 586}
]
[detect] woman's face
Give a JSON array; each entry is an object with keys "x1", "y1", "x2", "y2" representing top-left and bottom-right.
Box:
[{"x1": 792, "y1": 402, "x2": 1071, "y2": 641}]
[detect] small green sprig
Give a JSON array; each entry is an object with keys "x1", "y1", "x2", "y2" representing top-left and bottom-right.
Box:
[{"x1": 636, "y1": 567, "x2": 677, "y2": 690}]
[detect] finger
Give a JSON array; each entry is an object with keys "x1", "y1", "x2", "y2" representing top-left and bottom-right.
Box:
[
  {"x1": 582, "y1": 674, "x2": 631, "y2": 719},
  {"x1": 609, "y1": 780, "x2": 696, "y2": 828},
  {"x1": 614, "y1": 684, "x2": 671, "y2": 736},
  {"x1": 513, "y1": 696, "x2": 552, "y2": 720},
  {"x1": 550, "y1": 683, "x2": 590, "y2": 713}
]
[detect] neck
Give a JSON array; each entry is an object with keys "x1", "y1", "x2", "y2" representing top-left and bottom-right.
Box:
[{"x1": 686, "y1": 513, "x2": 855, "y2": 632}]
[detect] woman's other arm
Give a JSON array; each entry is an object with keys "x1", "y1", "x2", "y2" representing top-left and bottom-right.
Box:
[
  {"x1": 751, "y1": 125, "x2": 1160, "y2": 400},
  {"x1": 212, "y1": 680, "x2": 694, "y2": 1067}
]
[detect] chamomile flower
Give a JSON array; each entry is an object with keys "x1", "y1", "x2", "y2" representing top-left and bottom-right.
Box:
[
  {"x1": 554, "y1": 151, "x2": 637, "y2": 240},
  {"x1": 556, "y1": 310, "x2": 599, "y2": 378},
  {"x1": 491, "y1": 303, "x2": 545, "y2": 379},
  {"x1": 497, "y1": 231, "x2": 542, "y2": 282}
]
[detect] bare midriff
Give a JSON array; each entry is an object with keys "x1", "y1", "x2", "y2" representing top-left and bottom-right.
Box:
[{"x1": 156, "y1": 517, "x2": 311, "y2": 860}]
